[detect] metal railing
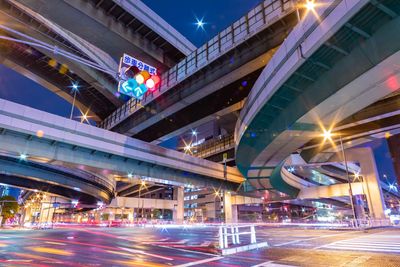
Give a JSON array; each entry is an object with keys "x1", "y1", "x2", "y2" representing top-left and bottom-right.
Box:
[
  {"x1": 99, "y1": 0, "x2": 297, "y2": 130},
  {"x1": 219, "y1": 224, "x2": 257, "y2": 249},
  {"x1": 193, "y1": 135, "x2": 234, "y2": 158}
]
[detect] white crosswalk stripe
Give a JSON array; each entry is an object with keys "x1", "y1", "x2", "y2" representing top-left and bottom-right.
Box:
[{"x1": 319, "y1": 232, "x2": 400, "y2": 253}]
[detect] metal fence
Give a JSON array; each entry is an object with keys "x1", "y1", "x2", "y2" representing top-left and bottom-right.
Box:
[
  {"x1": 99, "y1": 0, "x2": 297, "y2": 130},
  {"x1": 193, "y1": 135, "x2": 235, "y2": 159}
]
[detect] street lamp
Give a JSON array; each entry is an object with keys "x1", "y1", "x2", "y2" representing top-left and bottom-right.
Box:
[
  {"x1": 191, "y1": 129, "x2": 198, "y2": 153},
  {"x1": 322, "y1": 129, "x2": 358, "y2": 228},
  {"x1": 305, "y1": 0, "x2": 316, "y2": 11},
  {"x1": 70, "y1": 83, "x2": 79, "y2": 120}
]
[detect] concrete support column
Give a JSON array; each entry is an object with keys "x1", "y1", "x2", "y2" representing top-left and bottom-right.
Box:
[
  {"x1": 232, "y1": 205, "x2": 238, "y2": 223},
  {"x1": 331, "y1": 147, "x2": 387, "y2": 220},
  {"x1": 127, "y1": 209, "x2": 134, "y2": 222},
  {"x1": 108, "y1": 210, "x2": 115, "y2": 222},
  {"x1": 224, "y1": 191, "x2": 233, "y2": 224},
  {"x1": 94, "y1": 212, "x2": 101, "y2": 222},
  {"x1": 173, "y1": 186, "x2": 184, "y2": 224},
  {"x1": 353, "y1": 195, "x2": 366, "y2": 220},
  {"x1": 22, "y1": 207, "x2": 32, "y2": 224},
  {"x1": 38, "y1": 203, "x2": 54, "y2": 225},
  {"x1": 387, "y1": 134, "x2": 400, "y2": 185}
]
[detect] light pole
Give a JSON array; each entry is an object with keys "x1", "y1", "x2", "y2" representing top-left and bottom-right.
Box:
[
  {"x1": 338, "y1": 135, "x2": 358, "y2": 228},
  {"x1": 323, "y1": 130, "x2": 358, "y2": 227},
  {"x1": 69, "y1": 83, "x2": 79, "y2": 119},
  {"x1": 191, "y1": 129, "x2": 198, "y2": 154}
]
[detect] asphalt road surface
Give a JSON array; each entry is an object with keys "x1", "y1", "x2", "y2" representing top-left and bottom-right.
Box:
[{"x1": 0, "y1": 225, "x2": 400, "y2": 266}]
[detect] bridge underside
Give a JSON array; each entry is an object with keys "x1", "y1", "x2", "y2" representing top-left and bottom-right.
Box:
[
  {"x1": 235, "y1": 0, "x2": 400, "y2": 196},
  {"x1": 106, "y1": 9, "x2": 300, "y2": 139},
  {"x1": 0, "y1": 155, "x2": 115, "y2": 204}
]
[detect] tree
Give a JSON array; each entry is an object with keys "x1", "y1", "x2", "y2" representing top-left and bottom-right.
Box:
[{"x1": 0, "y1": 195, "x2": 18, "y2": 225}]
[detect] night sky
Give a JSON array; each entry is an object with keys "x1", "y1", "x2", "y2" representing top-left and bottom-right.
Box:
[{"x1": 0, "y1": 1, "x2": 396, "y2": 184}]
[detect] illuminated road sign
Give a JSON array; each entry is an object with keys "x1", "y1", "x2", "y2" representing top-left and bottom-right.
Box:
[
  {"x1": 119, "y1": 79, "x2": 148, "y2": 99},
  {"x1": 118, "y1": 53, "x2": 159, "y2": 99}
]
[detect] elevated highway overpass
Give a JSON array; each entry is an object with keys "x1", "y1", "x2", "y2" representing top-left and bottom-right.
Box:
[
  {"x1": 235, "y1": 0, "x2": 400, "y2": 202},
  {"x1": 99, "y1": 0, "x2": 300, "y2": 142},
  {"x1": 0, "y1": 0, "x2": 195, "y2": 120},
  {"x1": 0, "y1": 98, "x2": 244, "y2": 195},
  {"x1": 0, "y1": 155, "x2": 115, "y2": 204}
]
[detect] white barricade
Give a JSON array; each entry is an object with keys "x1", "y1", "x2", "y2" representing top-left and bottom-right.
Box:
[{"x1": 218, "y1": 224, "x2": 257, "y2": 249}]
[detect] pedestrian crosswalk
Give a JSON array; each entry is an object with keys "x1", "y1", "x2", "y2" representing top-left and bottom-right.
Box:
[{"x1": 319, "y1": 232, "x2": 400, "y2": 253}]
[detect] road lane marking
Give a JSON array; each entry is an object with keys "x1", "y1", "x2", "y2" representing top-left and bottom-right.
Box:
[
  {"x1": 316, "y1": 231, "x2": 400, "y2": 253},
  {"x1": 119, "y1": 247, "x2": 173, "y2": 261},
  {"x1": 158, "y1": 245, "x2": 217, "y2": 256},
  {"x1": 27, "y1": 247, "x2": 73, "y2": 256},
  {"x1": 175, "y1": 256, "x2": 224, "y2": 267},
  {"x1": 274, "y1": 232, "x2": 352, "y2": 247}
]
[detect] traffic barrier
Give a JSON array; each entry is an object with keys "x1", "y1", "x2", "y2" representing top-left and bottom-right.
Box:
[{"x1": 218, "y1": 224, "x2": 257, "y2": 248}]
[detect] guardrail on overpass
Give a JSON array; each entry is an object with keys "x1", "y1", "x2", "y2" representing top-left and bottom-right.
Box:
[
  {"x1": 0, "y1": 98, "x2": 244, "y2": 187},
  {"x1": 99, "y1": 0, "x2": 297, "y2": 130}
]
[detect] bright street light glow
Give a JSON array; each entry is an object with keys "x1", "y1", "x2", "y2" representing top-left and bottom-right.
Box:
[
  {"x1": 19, "y1": 153, "x2": 27, "y2": 160},
  {"x1": 72, "y1": 83, "x2": 79, "y2": 91},
  {"x1": 191, "y1": 130, "x2": 197, "y2": 136},
  {"x1": 127, "y1": 173, "x2": 133, "y2": 178},
  {"x1": 305, "y1": 0, "x2": 315, "y2": 10},
  {"x1": 78, "y1": 109, "x2": 92, "y2": 124},
  {"x1": 195, "y1": 18, "x2": 206, "y2": 29},
  {"x1": 389, "y1": 184, "x2": 398, "y2": 192},
  {"x1": 322, "y1": 129, "x2": 333, "y2": 141}
]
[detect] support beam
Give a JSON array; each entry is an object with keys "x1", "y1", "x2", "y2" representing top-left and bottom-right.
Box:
[{"x1": 173, "y1": 186, "x2": 184, "y2": 223}]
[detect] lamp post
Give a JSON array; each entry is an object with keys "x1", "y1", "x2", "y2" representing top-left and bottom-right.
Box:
[
  {"x1": 338, "y1": 135, "x2": 358, "y2": 228},
  {"x1": 323, "y1": 130, "x2": 358, "y2": 227},
  {"x1": 70, "y1": 83, "x2": 79, "y2": 120}
]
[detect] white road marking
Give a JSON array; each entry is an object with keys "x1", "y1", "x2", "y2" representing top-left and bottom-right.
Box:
[
  {"x1": 274, "y1": 232, "x2": 352, "y2": 247},
  {"x1": 158, "y1": 245, "x2": 217, "y2": 256},
  {"x1": 119, "y1": 247, "x2": 173, "y2": 260},
  {"x1": 174, "y1": 256, "x2": 224, "y2": 267},
  {"x1": 318, "y1": 231, "x2": 400, "y2": 253}
]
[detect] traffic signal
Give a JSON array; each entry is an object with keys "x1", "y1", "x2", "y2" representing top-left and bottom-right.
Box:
[{"x1": 119, "y1": 69, "x2": 160, "y2": 99}]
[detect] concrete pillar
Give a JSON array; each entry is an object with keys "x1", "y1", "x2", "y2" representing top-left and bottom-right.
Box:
[
  {"x1": 22, "y1": 207, "x2": 32, "y2": 225},
  {"x1": 232, "y1": 205, "x2": 238, "y2": 223},
  {"x1": 224, "y1": 191, "x2": 233, "y2": 224},
  {"x1": 108, "y1": 210, "x2": 115, "y2": 221},
  {"x1": 332, "y1": 147, "x2": 387, "y2": 220},
  {"x1": 353, "y1": 195, "x2": 366, "y2": 220},
  {"x1": 173, "y1": 187, "x2": 184, "y2": 224},
  {"x1": 127, "y1": 209, "x2": 134, "y2": 222},
  {"x1": 387, "y1": 134, "x2": 400, "y2": 185},
  {"x1": 94, "y1": 212, "x2": 101, "y2": 222},
  {"x1": 38, "y1": 203, "x2": 54, "y2": 225}
]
